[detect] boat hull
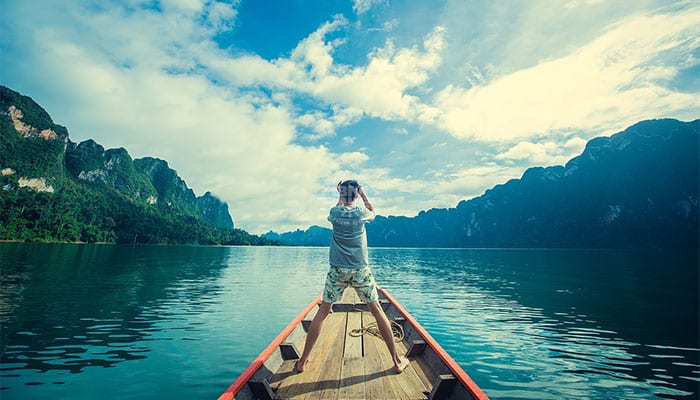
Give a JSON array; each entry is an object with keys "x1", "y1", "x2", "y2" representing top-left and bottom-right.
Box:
[{"x1": 218, "y1": 288, "x2": 488, "y2": 400}]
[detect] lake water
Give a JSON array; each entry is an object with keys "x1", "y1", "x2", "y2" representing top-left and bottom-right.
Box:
[{"x1": 0, "y1": 243, "x2": 698, "y2": 399}]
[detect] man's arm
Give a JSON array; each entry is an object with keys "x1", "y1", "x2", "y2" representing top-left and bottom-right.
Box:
[
  {"x1": 358, "y1": 186, "x2": 374, "y2": 213},
  {"x1": 336, "y1": 181, "x2": 344, "y2": 206}
]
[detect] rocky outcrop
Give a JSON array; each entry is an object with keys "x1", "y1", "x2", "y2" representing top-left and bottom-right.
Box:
[{"x1": 0, "y1": 86, "x2": 234, "y2": 238}]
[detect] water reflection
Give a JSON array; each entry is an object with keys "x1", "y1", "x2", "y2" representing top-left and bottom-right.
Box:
[
  {"x1": 0, "y1": 244, "x2": 330, "y2": 399},
  {"x1": 1, "y1": 245, "x2": 697, "y2": 399},
  {"x1": 371, "y1": 248, "x2": 699, "y2": 399},
  {"x1": 1, "y1": 243, "x2": 231, "y2": 380}
]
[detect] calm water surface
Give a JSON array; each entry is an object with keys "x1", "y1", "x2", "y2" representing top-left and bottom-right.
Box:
[{"x1": 0, "y1": 243, "x2": 698, "y2": 399}]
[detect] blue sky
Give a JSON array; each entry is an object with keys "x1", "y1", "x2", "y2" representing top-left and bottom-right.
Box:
[{"x1": 2, "y1": 0, "x2": 699, "y2": 234}]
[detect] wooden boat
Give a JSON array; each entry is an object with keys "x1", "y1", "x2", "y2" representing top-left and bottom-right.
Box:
[{"x1": 218, "y1": 287, "x2": 489, "y2": 400}]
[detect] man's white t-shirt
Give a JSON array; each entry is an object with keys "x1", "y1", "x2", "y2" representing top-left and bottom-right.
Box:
[{"x1": 327, "y1": 206, "x2": 375, "y2": 268}]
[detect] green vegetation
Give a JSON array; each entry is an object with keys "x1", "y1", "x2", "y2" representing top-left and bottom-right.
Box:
[
  {"x1": 0, "y1": 86, "x2": 276, "y2": 246},
  {"x1": 0, "y1": 86, "x2": 68, "y2": 136},
  {"x1": 1, "y1": 121, "x2": 66, "y2": 184},
  {"x1": 0, "y1": 168, "x2": 275, "y2": 246}
]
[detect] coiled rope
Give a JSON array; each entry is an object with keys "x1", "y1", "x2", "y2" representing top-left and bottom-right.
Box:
[{"x1": 349, "y1": 316, "x2": 404, "y2": 342}]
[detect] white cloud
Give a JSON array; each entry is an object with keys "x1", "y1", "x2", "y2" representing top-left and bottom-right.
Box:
[
  {"x1": 288, "y1": 24, "x2": 446, "y2": 122},
  {"x1": 296, "y1": 111, "x2": 336, "y2": 140},
  {"x1": 295, "y1": 106, "x2": 363, "y2": 140},
  {"x1": 319, "y1": 27, "x2": 445, "y2": 119},
  {"x1": 1, "y1": 1, "x2": 359, "y2": 233},
  {"x1": 565, "y1": 0, "x2": 607, "y2": 9},
  {"x1": 161, "y1": 0, "x2": 205, "y2": 13},
  {"x1": 495, "y1": 137, "x2": 587, "y2": 166},
  {"x1": 205, "y1": 20, "x2": 446, "y2": 138},
  {"x1": 353, "y1": 0, "x2": 385, "y2": 15},
  {"x1": 347, "y1": 162, "x2": 531, "y2": 217},
  {"x1": 433, "y1": 10, "x2": 700, "y2": 141},
  {"x1": 291, "y1": 16, "x2": 348, "y2": 79},
  {"x1": 340, "y1": 168, "x2": 430, "y2": 217},
  {"x1": 367, "y1": 19, "x2": 399, "y2": 32},
  {"x1": 8, "y1": 0, "x2": 438, "y2": 233},
  {"x1": 337, "y1": 151, "x2": 370, "y2": 165},
  {"x1": 331, "y1": 164, "x2": 521, "y2": 218},
  {"x1": 206, "y1": 1, "x2": 238, "y2": 31},
  {"x1": 4, "y1": 0, "x2": 698, "y2": 235},
  {"x1": 429, "y1": 164, "x2": 524, "y2": 203}
]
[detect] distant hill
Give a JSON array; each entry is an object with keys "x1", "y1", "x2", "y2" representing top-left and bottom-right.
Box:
[
  {"x1": 263, "y1": 225, "x2": 332, "y2": 247},
  {"x1": 265, "y1": 118, "x2": 699, "y2": 248},
  {"x1": 0, "y1": 85, "x2": 274, "y2": 245}
]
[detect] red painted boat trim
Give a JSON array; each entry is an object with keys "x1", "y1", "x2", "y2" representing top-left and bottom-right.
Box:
[
  {"x1": 217, "y1": 293, "x2": 323, "y2": 400},
  {"x1": 379, "y1": 287, "x2": 490, "y2": 400},
  {"x1": 218, "y1": 289, "x2": 488, "y2": 400}
]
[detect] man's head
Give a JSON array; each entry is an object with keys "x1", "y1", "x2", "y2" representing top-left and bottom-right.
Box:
[{"x1": 339, "y1": 180, "x2": 359, "y2": 204}]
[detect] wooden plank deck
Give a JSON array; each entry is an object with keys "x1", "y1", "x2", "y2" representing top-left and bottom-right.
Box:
[{"x1": 271, "y1": 289, "x2": 432, "y2": 400}]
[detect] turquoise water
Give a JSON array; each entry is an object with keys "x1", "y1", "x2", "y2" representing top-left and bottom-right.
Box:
[{"x1": 0, "y1": 243, "x2": 698, "y2": 399}]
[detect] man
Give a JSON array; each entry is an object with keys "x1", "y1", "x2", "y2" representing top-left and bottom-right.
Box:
[{"x1": 295, "y1": 180, "x2": 410, "y2": 374}]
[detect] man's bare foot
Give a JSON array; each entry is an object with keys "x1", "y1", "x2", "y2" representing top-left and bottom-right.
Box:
[
  {"x1": 393, "y1": 356, "x2": 409, "y2": 374},
  {"x1": 295, "y1": 359, "x2": 308, "y2": 373}
]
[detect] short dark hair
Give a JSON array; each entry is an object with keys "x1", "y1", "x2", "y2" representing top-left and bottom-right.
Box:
[
  {"x1": 341, "y1": 180, "x2": 359, "y2": 188},
  {"x1": 340, "y1": 180, "x2": 359, "y2": 204}
]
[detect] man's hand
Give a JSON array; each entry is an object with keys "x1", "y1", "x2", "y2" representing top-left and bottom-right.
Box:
[{"x1": 358, "y1": 186, "x2": 373, "y2": 212}]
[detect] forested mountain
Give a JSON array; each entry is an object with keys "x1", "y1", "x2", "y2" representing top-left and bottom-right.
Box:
[
  {"x1": 263, "y1": 225, "x2": 332, "y2": 247},
  {"x1": 265, "y1": 118, "x2": 699, "y2": 248},
  {"x1": 0, "y1": 86, "x2": 273, "y2": 245}
]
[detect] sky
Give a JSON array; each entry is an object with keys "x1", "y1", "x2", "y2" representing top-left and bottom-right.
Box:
[{"x1": 1, "y1": 0, "x2": 699, "y2": 234}]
